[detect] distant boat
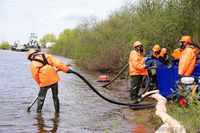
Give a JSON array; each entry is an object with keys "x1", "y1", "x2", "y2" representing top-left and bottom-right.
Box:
[
  {"x1": 11, "y1": 40, "x2": 26, "y2": 51},
  {"x1": 11, "y1": 33, "x2": 41, "y2": 52}
]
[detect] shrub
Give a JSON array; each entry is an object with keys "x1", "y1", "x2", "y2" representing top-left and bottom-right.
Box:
[{"x1": 0, "y1": 41, "x2": 11, "y2": 50}]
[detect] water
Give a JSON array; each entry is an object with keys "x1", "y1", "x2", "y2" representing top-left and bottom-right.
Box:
[{"x1": 0, "y1": 50, "x2": 142, "y2": 133}]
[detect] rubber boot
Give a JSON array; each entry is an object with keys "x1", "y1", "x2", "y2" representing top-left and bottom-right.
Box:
[
  {"x1": 37, "y1": 87, "x2": 48, "y2": 113},
  {"x1": 51, "y1": 83, "x2": 60, "y2": 113},
  {"x1": 130, "y1": 87, "x2": 138, "y2": 100},
  {"x1": 130, "y1": 75, "x2": 141, "y2": 100}
]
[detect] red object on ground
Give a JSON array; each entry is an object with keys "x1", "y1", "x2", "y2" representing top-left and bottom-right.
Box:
[
  {"x1": 132, "y1": 125, "x2": 147, "y2": 133},
  {"x1": 178, "y1": 96, "x2": 187, "y2": 107},
  {"x1": 98, "y1": 75, "x2": 109, "y2": 82}
]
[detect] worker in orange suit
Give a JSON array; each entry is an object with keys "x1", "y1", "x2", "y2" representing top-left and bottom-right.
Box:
[
  {"x1": 146, "y1": 44, "x2": 164, "y2": 67},
  {"x1": 146, "y1": 44, "x2": 165, "y2": 91},
  {"x1": 27, "y1": 49, "x2": 71, "y2": 113},
  {"x1": 129, "y1": 41, "x2": 148, "y2": 100},
  {"x1": 152, "y1": 44, "x2": 161, "y2": 59},
  {"x1": 159, "y1": 48, "x2": 169, "y2": 65},
  {"x1": 171, "y1": 48, "x2": 182, "y2": 59},
  {"x1": 179, "y1": 36, "x2": 197, "y2": 76}
]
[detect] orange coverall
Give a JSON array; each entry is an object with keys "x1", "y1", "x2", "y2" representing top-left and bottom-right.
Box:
[
  {"x1": 30, "y1": 54, "x2": 68, "y2": 87},
  {"x1": 178, "y1": 46, "x2": 197, "y2": 76}
]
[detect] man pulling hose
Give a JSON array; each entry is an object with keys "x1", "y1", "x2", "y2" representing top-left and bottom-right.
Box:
[
  {"x1": 27, "y1": 49, "x2": 156, "y2": 112},
  {"x1": 27, "y1": 49, "x2": 71, "y2": 113}
]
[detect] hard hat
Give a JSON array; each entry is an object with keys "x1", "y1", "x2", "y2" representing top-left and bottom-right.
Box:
[
  {"x1": 161, "y1": 48, "x2": 167, "y2": 54},
  {"x1": 133, "y1": 41, "x2": 142, "y2": 47},
  {"x1": 27, "y1": 49, "x2": 37, "y2": 59},
  {"x1": 152, "y1": 44, "x2": 161, "y2": 51},
  {"x1": 180, "y1": 36, "x2": 191, "y2": 43}
]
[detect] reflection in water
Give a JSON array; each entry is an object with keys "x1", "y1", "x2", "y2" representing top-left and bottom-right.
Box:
[{"x1": 34, "y1": 113, "x2": 59, "y2": 133}]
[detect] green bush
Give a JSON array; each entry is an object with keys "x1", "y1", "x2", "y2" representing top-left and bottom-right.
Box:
[
  {"x1": 48, "y1": 0, "x2": 200, "y2": 71},
  {"x1": 0, "y1": 41, "x2": 11, "y2": 50}
]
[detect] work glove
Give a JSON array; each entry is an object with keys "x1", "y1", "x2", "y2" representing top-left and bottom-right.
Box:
[{"x1": 66, "y1": 69, "x2": 73, "y2": 73}]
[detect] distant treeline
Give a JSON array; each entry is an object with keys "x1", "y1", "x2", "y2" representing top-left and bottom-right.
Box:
[
  {"x1": 0, "y1": 41, "x2": 11, "y2": 50},
  {"x1": 43, "y1": 0, "x2": 200, "y2": 71}
]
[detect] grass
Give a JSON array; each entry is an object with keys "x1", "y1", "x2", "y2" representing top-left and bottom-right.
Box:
[
  {"x1": 97, "y1": 97, "x2": 200, "y2": 133},
  {"x1": 130, "y1": 93, "x2": 200, "y2": 132},
  {"x1": 133, "y1": 109, "x2": 162, "y2": 130},
  {"x1": 99, "y1": 116, "x2": 119, "y2": 133},
  {"x1": 167, "y1": 95, "x2": 200, "y2": 132}
]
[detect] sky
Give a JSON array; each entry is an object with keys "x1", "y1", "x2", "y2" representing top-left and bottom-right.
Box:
[{"x1": 0, "y1": 0, "x2": 125, "y2": 44}]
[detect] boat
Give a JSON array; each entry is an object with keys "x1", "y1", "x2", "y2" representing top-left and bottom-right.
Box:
[
  {"x1": 11, "y1": 33, "x2": 41, "y2": 52},
  {"x1": 11, "y1": 40, "x2": 26, "y2": 51},
  {"x1": 25, "y1": 33, "x2": 41, "y2": 51}
]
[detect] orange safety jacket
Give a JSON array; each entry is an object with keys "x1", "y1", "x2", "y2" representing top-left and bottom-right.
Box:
[
  {"x1": 178, "y1": 46, "x2": 197, "y2": 76},
  {"x1": 30, "y1": 54, "x2": 68, "y2": 87},
  {"x1": 171, "y1": 48, "x2": 182, "y2": 59},
  {"x1": 129, "y1": 50, "x2": 148, "y2": 76}
]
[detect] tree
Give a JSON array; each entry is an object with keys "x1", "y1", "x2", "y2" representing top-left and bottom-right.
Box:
[
  {"x1": 49, "y1": 0, "x2": 200, "y2": 71},
  {"x1": 51, "y1": 29, "x2": 77, "y2": 56},
  {"x1": 178, "y1": 0, "x2": 200, "y2": 42},
  {"x1": 0, "y1": 41, "x2": 11, "y2": 50},
  {"x1": 39, "y1": 34, "x2": 56, "y2": 47}
]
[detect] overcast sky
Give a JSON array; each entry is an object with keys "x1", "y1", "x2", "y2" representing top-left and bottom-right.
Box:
[{"x1": 0, "y1": 0, "x2": 125, "y2": 44}]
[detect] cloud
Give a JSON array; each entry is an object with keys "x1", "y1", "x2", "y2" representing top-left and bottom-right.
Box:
[
  {"x1": 55, "y1": 8, "x2": 104, "y2": 21},
  {"x1": 0, "y1": 0, "x2": 124, "y2": 43}
]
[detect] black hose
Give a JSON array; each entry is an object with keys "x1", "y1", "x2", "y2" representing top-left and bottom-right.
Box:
[
  {"x1": 70, "y1": 70, "x2": 156, "y2": 109},
  {"x1": 137, "y1": 75, "x2": 150, "y2": 96},
  {"x1": 101, "y1": 64, "x2": 155, "y2": 98},
  {"x1": 101, "y1": 64, "x2": 129, "y2": 87},
  {"x1": 191, "y1": 42, "x2": 200, "y2": 50},
  {"x1": 137, "y1": 66, "x2": 157, "y2": 96}
]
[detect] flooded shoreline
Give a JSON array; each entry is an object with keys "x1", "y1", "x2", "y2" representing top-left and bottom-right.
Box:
[{"x1": 0, "y1": 50, "x2": 155, "y2": 133}]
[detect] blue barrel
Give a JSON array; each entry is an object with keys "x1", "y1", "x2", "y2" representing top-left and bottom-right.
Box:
[
  {"x1": 198, "y1": 82, "x2": 200, "y2": 92},
  {"x1": 193, "y1": 63, "x2": 200, "y2": 76},
  {"x1": 172, "y1": 66, "x2": 178, "y2": 89},
  {"x1": 156, "y1": 66, "x2": 175, "y2": 98},
  {"x1": 157, "y1": 63, "x2": 200, "y2": 98}
]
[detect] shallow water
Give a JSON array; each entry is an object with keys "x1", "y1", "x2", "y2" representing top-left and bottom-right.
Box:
[{"x1": 0, "y1": 50, "x2": 145, "y2": 133}]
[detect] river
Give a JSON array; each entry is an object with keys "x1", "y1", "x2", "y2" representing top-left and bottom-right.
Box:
[{"x1": 0, "y1": 50, "x2": 154, "y2": 133}]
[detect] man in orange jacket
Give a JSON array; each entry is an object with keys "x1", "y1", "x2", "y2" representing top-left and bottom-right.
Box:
[
  {"x1": 178, "y1": 36, "x2": 197, "y2": 76},
  {"x1": 27, "y1": 49, "x2": 70, "y2": 113},
  {"x1": 129, "y1": 41, "x2": 148, "y2": 100},
  {"x1": 146, "y1": 44, "x2": 164, "y2": 91},
  {"x1": 159, "y1": 48, "x2": 169, "y2": 65}
]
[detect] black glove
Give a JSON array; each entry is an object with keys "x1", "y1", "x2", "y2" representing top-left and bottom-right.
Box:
[{"x1": 66, "y1": 69, "x2": 73, "y2": 73}]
